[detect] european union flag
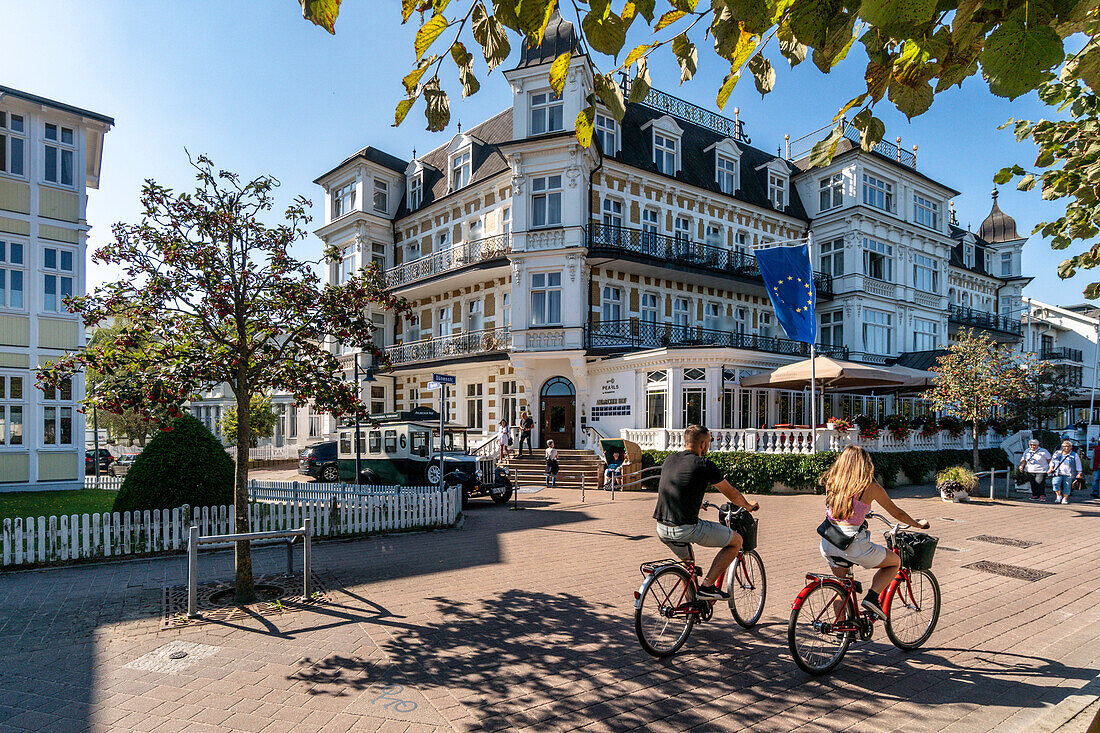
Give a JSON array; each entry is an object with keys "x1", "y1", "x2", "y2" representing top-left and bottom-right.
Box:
[{"x1": 755, "y1": 243, "x2": 817, "y2": 343}]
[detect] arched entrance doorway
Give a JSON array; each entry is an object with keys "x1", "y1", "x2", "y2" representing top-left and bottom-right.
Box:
[{"x1": 540, "y1": 377, "x2": 576, "y2": 449}]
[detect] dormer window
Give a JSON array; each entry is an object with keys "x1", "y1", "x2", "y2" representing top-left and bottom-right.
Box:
[
  {"x1": 963, "y1": 243, "x2": 974, "y2": 268},
  {"x1": 595, "y1": 113, "x2": 617, "y2": 155},
  {"x1": 451, "y1": 149, "x2": 471, "y2": 190},
  {"x1": 530, "y1": 92, "x2": 564, "y2": 135},
  {"x1": 332, "y1": 182, "x2": 356, "y2": 218},
  {"x1": 655, "y1": 133, "x2": 678, "y2": 175},
  {"x1": 769, "y1": 172, "x2": 787, "y2": 209},
  {"x1": 373, "y1": 179, "x2": 388, "y2": 214},
  {"x1": 407, "y1": 174, "x2": 422, "y2": 210},
  {"x1": 717, "y1": 156, "x2": 738, "y2": 194}
]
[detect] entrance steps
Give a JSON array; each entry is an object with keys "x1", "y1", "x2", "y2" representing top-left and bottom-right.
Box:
[{"x1": 500, "y1": 449, "x2": 604, "y2": 490}]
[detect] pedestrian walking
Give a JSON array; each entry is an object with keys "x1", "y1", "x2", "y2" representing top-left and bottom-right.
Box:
[
  {"x1": 498, "y1": 419, "x2": 511, "y2": 461},
  {"x1": 1091, "y1": 439, "x2": 1100, "y2": 499},
  {"x1": 519, "y1": 411, "x2": 534, "y2": 456},
  {"x1": 1048, "y1": 440, "x2": 1082, "y2": 504},
  {"x1": 1019, "y1": 439, "x2": 1051, "y2": 502},
  {"x1": 544, "y1": 440, "x2": 559, "y2": 487}
]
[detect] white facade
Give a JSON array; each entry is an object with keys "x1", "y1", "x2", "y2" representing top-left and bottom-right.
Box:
[{"x1": 0, "y1": 86, "x2": 111, "y2": 489}]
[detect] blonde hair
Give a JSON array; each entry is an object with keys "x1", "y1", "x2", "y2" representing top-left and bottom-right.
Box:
[
  {"x1": 547, "y1": 439, "x2": 555, "y2": 447},
  {"x1": 821, "y1": 446, "x2": 876, "y2": 520}
]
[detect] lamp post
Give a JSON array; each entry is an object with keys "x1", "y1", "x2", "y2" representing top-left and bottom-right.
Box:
[{"x1": 353, "y1": 353, "x2": 376, "y2": 485}]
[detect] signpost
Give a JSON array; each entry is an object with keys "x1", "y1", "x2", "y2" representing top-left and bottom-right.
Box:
[{"x1": 430, "y1": 374, "x2": 456, "y2": 488}]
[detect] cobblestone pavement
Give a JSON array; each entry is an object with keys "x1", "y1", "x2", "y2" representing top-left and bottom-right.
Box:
[{"x1": 1, "y1": 486, "x2": 1099, "y2": 732}]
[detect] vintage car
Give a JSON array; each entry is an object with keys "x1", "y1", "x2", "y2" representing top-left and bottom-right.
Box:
[{"x1": 335, "y1": 408, "x2": 513, "y2": 506}]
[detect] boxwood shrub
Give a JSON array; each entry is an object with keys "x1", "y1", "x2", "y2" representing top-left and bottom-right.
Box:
[{"x1": 639, "y1": 447, "x2": 1010, "y2": 494}]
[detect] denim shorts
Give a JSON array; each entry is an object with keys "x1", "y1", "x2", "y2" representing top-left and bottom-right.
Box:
[
  {"x1": 820, "y1": 527, "x2": 888, "y2": 570},
  {"x1": 656, "y1": 519, "x2": 735, "y2": 560},
  {"x1": 1052, "y1": 475, "x2": 1074, "y2": 495}
]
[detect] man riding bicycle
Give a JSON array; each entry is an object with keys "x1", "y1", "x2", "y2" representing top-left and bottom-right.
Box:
[{"x1": 654, "y1": 425, "x2": 759, "y2": 600}]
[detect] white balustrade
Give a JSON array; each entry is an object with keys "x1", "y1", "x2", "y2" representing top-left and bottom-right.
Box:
[{"x1": 621, "y1": 427, "x2": 1005, "y2": 456}]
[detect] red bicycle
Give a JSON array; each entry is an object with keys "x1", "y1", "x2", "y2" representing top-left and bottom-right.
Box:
[
  {"x1": 788, "y1": 512, "x2": 941, "y2": 675},
  {"x1": 634, "y1": 501, "x2": 766, "y2": 658}
]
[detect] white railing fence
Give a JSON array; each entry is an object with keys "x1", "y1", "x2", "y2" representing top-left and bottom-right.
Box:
[
  {"x1": 2, "y1": 485, "x2": 460, "y2": 568},
  {"x1": 623, "y1": 427, "x2": 1004, "y2": 456},
  {"x1": 225, "y1": 445, "x2": 301, "y2": 462}
]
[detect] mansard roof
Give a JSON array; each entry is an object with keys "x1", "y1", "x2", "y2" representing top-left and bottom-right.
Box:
[{"x1": 948, "y1": 224, "x2": 992, "y2": 276}]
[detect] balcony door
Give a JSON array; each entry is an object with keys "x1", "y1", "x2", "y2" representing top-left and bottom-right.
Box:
[{"x1": 539, "y1": 377, "x2": 575, "y2": 449}]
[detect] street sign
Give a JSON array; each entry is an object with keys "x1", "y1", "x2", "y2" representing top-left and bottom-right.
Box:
[
  {"x1": 432, "y1": 373, "x2": 457, "y2": 385},
  {"x1": 426, "y1": 381, "x2": 442, "y2": 390}
]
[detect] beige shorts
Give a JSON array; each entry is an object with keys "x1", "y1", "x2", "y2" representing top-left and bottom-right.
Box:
[{"x1": 820, "y1": 528, "x2": 888, "y2": 569}]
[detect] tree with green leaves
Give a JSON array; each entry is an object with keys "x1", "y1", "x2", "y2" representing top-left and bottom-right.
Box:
[
  {"x1": 38, "y1": 156, "x2": 410, "y2": 602},
  {"x1": 926, "y1": 329, "x2": 1033, "y2": 470},
  {"x1": 1004, "y1": 360, "x2": 1079, "y2": 431},
  {"x1": 218, "y1": 394, "x2": 279, "y2": 448},
  {"x1": 87, "y1": 322, "x2": 158, "y2": 446}
]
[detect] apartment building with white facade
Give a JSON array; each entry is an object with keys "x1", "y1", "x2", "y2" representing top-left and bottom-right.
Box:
[
  {"x1": 310, "y1": 13, "x2": 1036, "y2": 452},
  {"x1": 0, "y1": 86, "x2": 112, "y2": 488}
]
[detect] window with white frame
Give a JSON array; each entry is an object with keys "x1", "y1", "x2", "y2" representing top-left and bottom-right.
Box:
[
  {"x1": 862, "y1": 173, "x2": 894, "y2": 211},
  {"x1": 913, "y1": 253, "x2": 939, "y2": 293},
  {"x1": 0, "y1": 112, "x2": 26, "y2": 177},
  {"x1": 642, "y1": 208, "x2": 660, "y2": 247},
  {"x1": 501, "y1": 206, "x2": 511, "y2": 235},
  {"x1": 913, "y1": 317, "x2": 938, "y2": 351},
  {"x1": 372, "y1": 241, "x2": 385, "y2": 272},
  {"x1": 595, "y1": 113, "x2": 617, "y2": 155},
  {"x1": 466, "y1": 383, "x2": 484, "y2": 430},
  {"x1": 370, "y1": 385, "x2": 386, "y2": 416},
  {"x1": 408, "y1": 387, "x2": 421, "y2": 408},
  {"x1": 818, "y1": 238, "x2": 843, "y2": 277},
  {"x1": 602, "y1": 198, "x2": 622, "y2": 229},
  {"x1": 913, "y1": 194, "x2": 939, "y2": 229},
  {"x1": 0, "y1": 374, "x2": 24, "y2": 446},
  {"x1": 963, "y1": 243, "x2": 974, "y2": 268},
  {"x1": 819, "y1": 173, "x2": 843, "y2": 211},
  {"x1": 42, "y1": 246, "x2": 73, "y2": 312},
  {"x1": 530, "y1": 175, "x2": 562, "y2": 228},
  {"x1": 451, "y1": 149, "x2": 471, "y2": 190},
  {"x1": 682, "y1": 386, "x2": 706, "y2": 427},
  {"x1": 673, "y1": 296, "x2": 690, "y2": 328},
  {"x1": 502, "y1": 291, "x2": 511, "y2": 328},
  {"x1": 641, "y1": 292, "x2": 658, "y2": 323},
  {"x1": 437, "y1": 230, "x2": 450, "y2": 251},
  {"x1": 530, "y1": 272, "x2": 562, "y2": 325},
  {"x1": 332, "y1": 182, "x2": 356, "y2": 218},
  {"x1": 769, "y1": 172, "x2": 787, "y2": 209},
  {"x1": 530, "y1": 92, "x2": 564, "y2": 134},
  {"x1": 42, "y1": 376, "x2": 73, "y2": 446},
  {"x1": 371, "y1": 312, "x2": 386, "y2": 347},
  {"x1": 820, "y1": 310, "x2": 843, "y2": 347},
  {"x1": 405, "y1": 318, "x2": 420, "y2": 342},
  {"x1": 467, "y1": 298, "x2": 483, "y2": 331},
  {"x1": 437, "y1": 305, "x2": 452, "y2": 337},
  {"x1": 863, "y1": 308, "x2": 893, "y2": 354},
  {"x1": 0, "y1": 239, "x2": 25, "y2": 309},
  {"x1": 654, "y1": 133, "x2": 677, "y2": 175},
  {"x1": 602, "y1": 285, "x2": 622, "y2": 323},
  {"x1": 704, "y1": 302, "x2": 721, "y2": 330},
  {"x1": 339, "y1": 251, "x2": 355, "y2": 283},
  {"x1": 42, "y1": 123, "x2": 75, "y2": 188},
  {"x1": 674, "y1": 215, "x2": 691, "y2": 243},
  {"x1": 373, "y1": 179, "x2": 389, "y2": 213},
  {"x1": 735, "y1": 230, "x2": 748, "y2": 254},
  {"x1": 1001, "y1": 251, "x2": 1012, "y2": 277},
  {"x1": 468, "y1": 218, "x2": 483, "y2": 240},
  {"x1": 501, "y1": 380, "x2": 518, "y2": 424},
  {"x1": 705, "y1": 224, "x2": 722, "y2": 246},
  {"x1": 717, "y1": 155, "x2": 738, "y2": 194},
  {"x1": 646, "y1": 370, "x2": 667, "y2": 429},
  {"x1": 407, "y1": 174, "x2": 422, "y2": 210},
  {"x1": 862, "y1": 238, "x2": 893, "y2": 281},
  {"x1": 758, "y1": 311, "x2": 773, "y2": 338},
  {"x1": 733, "y1": 306, "x2": 747, "y2": 334}
]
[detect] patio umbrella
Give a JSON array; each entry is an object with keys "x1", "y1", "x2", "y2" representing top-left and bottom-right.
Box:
[{"x1": 739, "y1": 356, "x2": 914, "y2": 391}]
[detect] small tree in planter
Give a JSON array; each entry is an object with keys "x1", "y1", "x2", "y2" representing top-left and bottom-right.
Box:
[{"x1": 936, "y1": 465, "x2": 978, "y2": 502}]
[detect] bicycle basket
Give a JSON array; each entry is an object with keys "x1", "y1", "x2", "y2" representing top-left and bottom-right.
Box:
[
  {"x1": 718, "y1": 503, "x2": 758, "y2": 553},
  {"x1": 893, "y1": 531, "x2": 938, "y2": 570}
]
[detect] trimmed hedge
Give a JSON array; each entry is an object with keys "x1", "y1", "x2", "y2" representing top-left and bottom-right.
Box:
[
  {"x1": 639, "y1": 447, "x2": 1011, "y2": 494},
  {"x1": 113, "y1": 414, "x2": 234, "y2": 513}
]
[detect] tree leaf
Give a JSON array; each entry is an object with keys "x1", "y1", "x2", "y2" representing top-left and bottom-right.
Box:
[
  {"x1": 628, "y1": 58, "x2": 652, "y2": 103},
  {"x1": 672, "y1": 33, "x2": 698, "y2": 83},
  {"x1": 788, "y1": 0, "x2": 843, "y2": 48},
  {"x1": 403, "y1": 59, "x2": 434, "y2": 95},
  {"x1": 625, "y1": 43, "x2": 656, "y2": 69},
  {"x1": 582, "y1": 8, "x2": 627, "y2": 57},
  {"x1": 747, "y1": 53, "x2": 775, "y2": 95},
  {"x1": 777, "y1": 20, "x2": 807, "y2": 67},
  {"x1": 472, "y1": 2, "x2": 512, "y2": 72},
  {"x1": 835, "y1": 92, "x2": 868, "y2": 121},
  {"x1": 865, "y1": 61, "x2": 891, "y2": 101},
  {"x1": 724, "y1": 0, "x2": 772, "y2": 35},
  {"x1": 423, "y1": 80, "x2": 450, "y2": 131},
  {"x1": 549, "y1": 51, "x2": 572, "y2": 96},
  {"x1": 491, "y1": 0, "x2": 521, "y2": 31},
  {"x1": 394, "y1": 98, "x2": 416, "y2": 126},
  {"x1": 806, "y1": 124, "x2": 844, "y2": 168},
  {"x1": 518, "y1": 0, "x2": 557, "y2": 45},
  {"x1": 858, "y1": 0, "x2": 938, "y2": 37},
  {"x1": 716, "y1": 66, "x2": 740, "y2": 109},
  {"x1": 1018, "y1": 173, "x2": 1037, "y2": 191},
  {"x1": 980, "y1": 20, "x2": 1064, "y2": 99},
  {"x1": 415, "y1": 12, "x2": 449, "y2": 62},
  {"x1": 629, "y1": 0, "x2": 657, "y2": 22},
  {"x1": 576, "y1": 105, "x2": 596, "y2": 148},
  {"x1": 655, "y1": 9, "x2": 686, "y2": 31},
  {"x1": 850, "y1": 109, "x2": 886, "y2": 151},
  {"x1": 401, "y1": 0, "x2": 420, "y2": 23},
  {"x1": 300, "y1": 0, "x2": 342, "y2": 34},
  {"x1": 888, "y1": 78, "x2": 933, "y2": 118},
  {"x1": 595, "y1": 73, "x2": 627, "y2": 121}
]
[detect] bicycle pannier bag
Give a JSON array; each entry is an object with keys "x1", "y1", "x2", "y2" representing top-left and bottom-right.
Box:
[
  {"x1": 817, "y1": 518, "x2": 857, "y2": 551},
  {"x1": 893, "y1": 531, "x2": 938, "y2": 570}
]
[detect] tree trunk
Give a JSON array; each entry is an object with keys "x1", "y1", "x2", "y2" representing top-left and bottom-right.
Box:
[
  {"x1": 972, "y1": 420, "x2": 981, "y2": 473},
  {"x1": 234, "y1": 387, "x2": 255, "y2": 603}
]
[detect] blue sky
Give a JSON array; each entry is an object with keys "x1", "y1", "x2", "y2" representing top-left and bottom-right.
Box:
[{"x1": 0, "y1": 0, "x2": 1086, "y2": 305}]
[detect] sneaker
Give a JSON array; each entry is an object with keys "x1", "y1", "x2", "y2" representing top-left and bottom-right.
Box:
[
  {"x1": 696, "y1": 584, "x2": 730, "y2": 600},
  {"x1": 861, "y1": 595, "x2": 887, "y2": 621},
  {"x1": 1062, "y1": 497, "x2": 1070, "y2": 504},
  {"x1": 1038, "y1": 496, "x2": 1048, "y2": 501}
]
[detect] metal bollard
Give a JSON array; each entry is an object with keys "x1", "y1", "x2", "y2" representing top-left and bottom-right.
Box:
[
  {"x1": 581, "y1": 473, "x2": 585, "y2": 503},
  {"x1": 303, "y1": 518, "x2": 312, "y2": 600},
  {"x1": 187, "y1": 525, "x2": 199, "y2": 618},
  {"x1": 285, "y1": 537, "x2": 294, "y2": 575}
]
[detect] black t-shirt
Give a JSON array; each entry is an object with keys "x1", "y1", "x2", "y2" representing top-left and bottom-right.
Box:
[
  {"x1": 653, "y1": 451, "x2": 725, "y2": 525},
  {"x1": 521, "y1": 417, "x2": 533, "y2": 432}
]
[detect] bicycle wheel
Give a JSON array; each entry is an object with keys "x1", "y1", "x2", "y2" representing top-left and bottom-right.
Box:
[
  {"x1": 788, "y1": 581, "x2": 854, "y2": 675},
  {"x1": 885, "y1": 569, "x2": 941, "y2": 650},
  {"x1": 727, "y1": 550, "x2": 767, "y2": 628},
  {"x1": 635, "y1": 565, "x2": 696, "y2": 658}
]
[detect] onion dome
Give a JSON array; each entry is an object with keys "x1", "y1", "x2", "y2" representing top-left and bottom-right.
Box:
[{"x1": 978, "y1": 187, "x2": 1020, "y2": 243}]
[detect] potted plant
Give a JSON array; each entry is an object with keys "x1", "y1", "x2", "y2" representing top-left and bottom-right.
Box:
[
  {"x1": 828, "y1": 416, "x2": 852, "y2": 433},
  {"x1": 884, "y1": 414, "x2": 910, "y2": 441},
  {"x1": 939, "y1": 415, "x2": 964, "y2": 438},
  {"x1": 936, "y1": 465, "x2": 978, "y2": 502}
]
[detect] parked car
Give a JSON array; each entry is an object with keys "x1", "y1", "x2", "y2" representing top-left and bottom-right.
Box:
[
  {"x1": 85, "y1": 448, "x2": 114, "y2": 475},
  {"x1": 109, "y1": 454, "x2": 139, "y2": 477},
  {"x1": 298, "y1": 441, "x2": 340, "y2": 482}
]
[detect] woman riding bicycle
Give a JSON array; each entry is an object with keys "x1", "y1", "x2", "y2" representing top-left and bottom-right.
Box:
[{"x1": 819, "y1": 446, "x2": 929, "y2": 620}]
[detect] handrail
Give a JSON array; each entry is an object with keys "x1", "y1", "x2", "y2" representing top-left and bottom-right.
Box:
[
  {"x1": 384, "y1": 326, "x2": 511, "y2": 366},
  {"x1": 948, "y1": 304, "x2": 1023, "y2": 336},
  {"x1": 385, "y1": 234, "x2": 511, "y2": 289},
  {"x1": 585, "y1": 318, "x2": 849, "y2": 359}
]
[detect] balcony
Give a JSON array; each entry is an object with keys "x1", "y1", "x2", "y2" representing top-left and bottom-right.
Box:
[
  {"x1": 1041, "y1": 347, "x2": 1084, "y2": 363},
  {"x1": 948, "y1": 304, "x2": 1023, "y2": 336},
  {"x1": 585, "y1": 319, "x2": 848, "y2": 359},
  {"x1": 383, "y1": 327, "x2": 511, "y2": 367},
  {"x1": 586, "y1": 223, "x2": 834, "y2": 297},
  {"x1": 385, "y1": 234, "x2": 510, "y2": 290}
]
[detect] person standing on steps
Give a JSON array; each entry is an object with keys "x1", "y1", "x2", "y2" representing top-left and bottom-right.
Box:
[
  {"x1": 545, "y1": 440, "x2": 559, "y2": 488},
  {"x1": 519, "y1": 411, "x2": 534, "y2": 457},
  {"x1": 498, "y1": 419, "x2": 511, "y2": 461}
]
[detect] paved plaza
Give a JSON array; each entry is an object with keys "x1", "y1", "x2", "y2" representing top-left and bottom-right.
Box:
[{"x1": 1, "y1": 486, "x2": 1099, "y2": 732}]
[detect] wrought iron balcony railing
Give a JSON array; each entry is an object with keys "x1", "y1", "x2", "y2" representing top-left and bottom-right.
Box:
[
  {"x1": 384, "y1": 327, "x2": 511, "y2": 367},
  {"x1": 385, "y1": 234, "x2": 510, "y2": 289},
  {"x1": 1041, "y1": 347, "x2": 1084, "y2": 363},
  {"x1": 585, "y1": 319, "x2": 848, "y2": 359},
  {"x1": 586, "y1": 223, "x2": 834, "y2": 296},
  {"x1": 947, "y1": 304, "x2": 1023, "y2": 336}
]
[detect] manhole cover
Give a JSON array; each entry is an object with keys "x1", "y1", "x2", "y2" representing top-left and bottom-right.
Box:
[
  {"x1": 968, "y1": 535, "x2": 1039, "y2": 549},
  {"x1": 963, "y1": 561, "x2": 1053, "y2": 581},
  {"x1": 168, "y1": 651, "x2": 188, "y2": 660},
  {"x1": 123, "y1": 642, "x2": 220, "y2": 673},
  {"x1": 161, "y1": 571, "x2": 335, "y2": 629}
]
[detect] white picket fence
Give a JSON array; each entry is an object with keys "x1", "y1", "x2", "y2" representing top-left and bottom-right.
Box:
[
  {"x1": 249, "y1": 480, "x2": 441, "y2": 503},
  {"x1": 1, "y1": 486, "x2": 460, "y2": 568},
  {"x1": 83, "y1": 476, "x2": 125, "y2": 490},
  {"x1": 226, "y1": 445, "x2": 301, "y2": 462}
]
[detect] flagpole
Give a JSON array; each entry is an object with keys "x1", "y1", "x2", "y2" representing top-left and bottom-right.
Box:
[{"x1": 808, "y1": 231, "x2": 817, "y2": 454}]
